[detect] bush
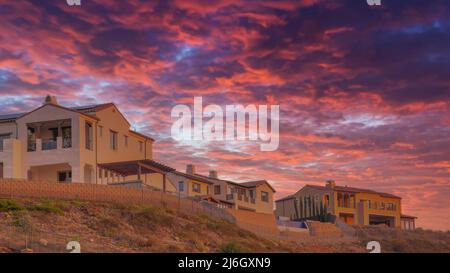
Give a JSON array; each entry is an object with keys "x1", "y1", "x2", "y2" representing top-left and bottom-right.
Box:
[
  {"x1": 28, "y1": 201, "x2": 64, "y2": 215},
  {"x1": 220, "y1": 241, "x2": 242, "y2": 253},
  {"x1": 0, "y1": 199, "x2": 24, "y2": 211}
]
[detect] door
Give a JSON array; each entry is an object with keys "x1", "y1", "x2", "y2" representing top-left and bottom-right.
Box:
[{"x1": 0, "y1": 163, "x2": 3, "y2": 179}]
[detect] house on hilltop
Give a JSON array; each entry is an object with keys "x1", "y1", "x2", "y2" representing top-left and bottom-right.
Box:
[{"x1": 275, "y1": 180, "x2": 416, "y2": 230}]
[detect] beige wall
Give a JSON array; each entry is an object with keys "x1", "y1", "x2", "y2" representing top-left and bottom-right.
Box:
[
  {"x1": 94, "y1": 106, "x2": 152, "y2": 164},
  {"x1": 29, "y1": 163, "x2": 72, "y2": 182},
  {"x1": 167, "y1": 173, "x2": 211, "y2": 197},
  {"x1": 254, "y1": 183, "x2": 274, "y2": 214},
  {"x1": 0, "y1": 139, "x2": 23, "y2": 179},
  {"x1": 0, "y1": 122, "x2": 17, "y2": 138}
]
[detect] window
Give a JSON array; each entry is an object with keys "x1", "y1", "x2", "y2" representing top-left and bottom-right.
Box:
[
  {"x1": 387, "y1": 203, "x2": 395, "y2": 211},
  {"x1": 58, "y1": 171, "x2": 72, "y2": 183},
  {"x1": 110, "y1": 130, "x2": 118, "y2": 150},
  {"x1": 192, "y1": 182, "x2": 201, "y2": 193},
  {"x1": 98, "y1": 125, "x2": 103, "y2": 137},
  {"x1": 0, "y1": 162, "x2": 3, "y2": 179},
  {"x1": 214, "y1": 185, "x2": 221, "y2": 195},
  {"x1": 139, "y1": 141, "x2": 143, "y2": 152},
  {"x1": 85, "y1": 122, "x2": 93, "y2": 150},
  {"x1": 324, "y1": 194, "x2": 330, "y2": 207},
  {"x1": 179, "y1": 181, "x2": 185, "y2": 192},
  {"x1": 380, "y1": 202, "x2": 385, "y2": 210},
  {"x1": 0, "y1": 133, "x2": 11, "y2": 152},
  {"x1": 124, "y1": 135, "x2": 128, "y2": 147},
  {"x1": 99, "y1": 169, "x2": 102, "y2": 179},
  {"x1": 261, "y1": 191, "x2": 269, "y2": 202}
]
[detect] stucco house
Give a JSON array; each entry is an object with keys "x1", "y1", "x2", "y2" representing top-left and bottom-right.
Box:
[
  {"x1": 167, "y1": 164, "x2": 276, "y2": 214},
  {"x1": 0, "y1": 95, "x2": 176, "y2": 191},
  {"x1": 275, "y1": 180, "x2": 416, "y2": 229}
]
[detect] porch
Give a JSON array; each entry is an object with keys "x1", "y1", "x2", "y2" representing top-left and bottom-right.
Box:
[
  {"x1": 97, "y1": 160, "x2": 176, "y2": 192},
  {"x1": 26, "y1": 119, "x2": 72, "y2": 152}
]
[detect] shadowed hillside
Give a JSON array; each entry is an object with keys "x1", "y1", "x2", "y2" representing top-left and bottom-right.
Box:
[{"x1": 0, "y1": 198, "x2": 448, "y2": 253}]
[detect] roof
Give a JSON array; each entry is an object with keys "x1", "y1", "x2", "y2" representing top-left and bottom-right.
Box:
[
  {"x1": 194, "y1": 173, "x2": 276, "y2": 192},
  {"x1": 401, "y1": 214, "x2": 417, "y2": 219},
  {"x1": 129, "y1": 130, "x2": 155, "y2": 142},
  {"x1": 72, "y1": 103, "x2": 115, "y2": 113},
  {"x1": 0, "y1": 101, "x2": 155, "y2": 141},
  {"x1": 171, "y1": 171, "x2": 214, "y2": 184},
  {"x1": 304, "y1": 184, "x2": 401, "y2": 199},
  {"x1": 98, "y1": 160, "x2": 175, "y2": 176},
  {"x1": 0, "y1": 103, "x2": 115, "y2": 122},
  {"x1": 240, "y1": 180, "x2": 276, "y2": 192},
  {"x1": 0, "y1": 113, "x2": 24, "y2": 122},
  {"x1": 18, "y1": 103, "x2": 100, "y2": 122},
  {"x1": 275, "y1": 194, "x2": 295, "y2": 202}
]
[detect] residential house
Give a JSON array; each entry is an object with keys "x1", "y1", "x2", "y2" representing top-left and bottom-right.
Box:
[
  {"x1": 181, "y1": 165, "x2": 276, "y2": 214},
  {"x1": 0, "y1": 95, "x2": 176, "y2": 191},
  {"x1": 275, "y1": 180, "x2": 416, "y2": 229},
  {"x1": 167, "y1": 164, "x2": 213, "y2": 198}
]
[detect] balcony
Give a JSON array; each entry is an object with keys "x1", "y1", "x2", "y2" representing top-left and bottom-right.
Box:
[
  {"x1": 42, "y1": 138, "x2": 57, "y2": 150},
  {"x1": 226, "y1": 192, "x2": 256, "y2": 205},
  {"x1": 28, "y1": 140, "x2": 36, "y2": 152},
  {"x1": 27, "y1": 119, "x2": 72, "y2": 152}
]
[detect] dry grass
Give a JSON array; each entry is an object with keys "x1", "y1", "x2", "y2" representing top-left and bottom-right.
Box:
[
  {"x1": 0, "y1": 197, "x2": 447, "y2": 253},
  {"x1": 355, "y1": 225, "x2": 450, "y2": 253}
]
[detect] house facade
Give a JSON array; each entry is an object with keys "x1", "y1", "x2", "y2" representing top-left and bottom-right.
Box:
[
  {"x1": 0, "y1": 95, "x2": 176, "y2": 191},
  {"x1": 165, "y1": 164, "x2": 275, "y2": 214},
  {"x1": 275, "y1": 180, "x2": 413, "y2": 229}
]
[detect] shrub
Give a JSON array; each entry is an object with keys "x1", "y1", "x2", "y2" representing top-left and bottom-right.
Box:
[
  {"x1": 220, "y1": 241, "x2": 242, "y2": 253},
  {"x1": 0, "y1": 199, "x2": 24, "y2": 212},
  {"x1": 28, "y1": 201, "x2": 64, "y2": 215}
]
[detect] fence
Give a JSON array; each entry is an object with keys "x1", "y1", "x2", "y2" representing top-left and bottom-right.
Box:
[{"x1": 0, "y1": 179, "x2": 234, "y2": 223}]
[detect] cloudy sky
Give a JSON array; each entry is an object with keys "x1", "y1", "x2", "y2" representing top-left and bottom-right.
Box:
[{"x1": 0, "y1": 0, "x2": 449, "y2": 230}]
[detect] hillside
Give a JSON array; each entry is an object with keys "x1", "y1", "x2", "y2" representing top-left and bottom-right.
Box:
[{"x1": 0, "y1": 198, "x2": 448, "y2": 253}]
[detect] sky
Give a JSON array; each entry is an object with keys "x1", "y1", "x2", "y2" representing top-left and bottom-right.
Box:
[{"x1": 0, "y1": 0, "x2": 449, "y2": 230}]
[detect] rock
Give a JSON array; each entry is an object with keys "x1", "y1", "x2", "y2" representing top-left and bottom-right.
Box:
[{"x1": 39, "y1": 239, "x2": 48, "y2": 246}]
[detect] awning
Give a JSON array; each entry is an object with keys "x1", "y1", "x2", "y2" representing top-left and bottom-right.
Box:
[{"x1": 98, "y1": 159, "x2": 175, "y2": 176}]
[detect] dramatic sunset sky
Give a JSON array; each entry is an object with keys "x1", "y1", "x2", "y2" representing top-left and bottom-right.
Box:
[{"x1": 0, "y1": 0, "x2": 449, "y2": 230}]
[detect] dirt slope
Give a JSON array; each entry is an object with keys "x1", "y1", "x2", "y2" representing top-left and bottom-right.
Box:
[{"x1": 0, "y1": 198, "x2": 448, "y2": 253}]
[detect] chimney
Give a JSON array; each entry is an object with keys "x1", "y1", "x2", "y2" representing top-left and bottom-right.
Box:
[
  {"x1": 326, "y1": 180, "x2": 336, "y2": 188},
  {"x1": 209, "y1": 170, "x2": 218, "y2": 179},
  {"x1": 186, "y1": 164, "x2": 196, "y2": 175},
  {"x1": 44, "y1": 95, "x2": 58, "y2": 105}
]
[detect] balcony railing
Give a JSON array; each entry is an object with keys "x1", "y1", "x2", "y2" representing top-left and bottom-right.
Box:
[
  {"x1": 28, "y1": 140, "x2": 36, "y2": 152},
  {"x1": 42, "y1": 139, "x2": 57, "y2": 150},
  {"x1": 63, "y1": 137, "x2": 72, "y2": 149}
]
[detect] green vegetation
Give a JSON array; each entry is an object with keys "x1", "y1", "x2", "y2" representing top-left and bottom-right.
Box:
[
  {"x1": 220, "y1": 241, "x2": 242, "y2": 253},
  {"x1": 0, "y1": 199, "x2": 25, "y2": 211}
]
